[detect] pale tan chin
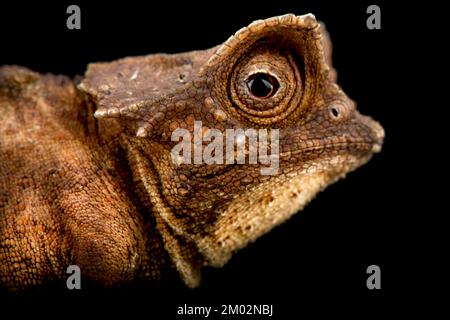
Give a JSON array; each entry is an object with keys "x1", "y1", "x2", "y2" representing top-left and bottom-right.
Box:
[{"x1": 192, "y1": 153, "x2": 373, "y2": 269}]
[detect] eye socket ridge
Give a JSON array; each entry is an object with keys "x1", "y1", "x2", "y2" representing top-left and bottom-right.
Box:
[{"x1": 245, "y1": 72, "x2": 280, "y2": 99}]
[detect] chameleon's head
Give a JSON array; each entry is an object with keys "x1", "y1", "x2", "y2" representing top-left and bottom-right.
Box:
[{"x1": 80, "y1": 14, "x2": 384, "y2": 287}]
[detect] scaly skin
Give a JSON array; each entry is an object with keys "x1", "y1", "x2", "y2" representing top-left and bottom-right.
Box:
[{"x1": 0, "y1": 14, "x2": 384, "y2": 291}]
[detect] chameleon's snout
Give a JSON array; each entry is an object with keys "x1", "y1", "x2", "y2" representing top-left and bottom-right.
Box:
[
  {"x1": 352, "y1": 111, "x2": 384, "y2": 154},
  {"x1": 369, "y1": 119, "x2": 384, "y2": 153},
  {"x1": 370, "y1": 118, "x2": 385, "y2": 153}
]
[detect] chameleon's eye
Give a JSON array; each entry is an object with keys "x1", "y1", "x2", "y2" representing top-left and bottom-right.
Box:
[
  {"x1": 227, "y1": 47, "x2": 305, "y2": 124},
  {"x1": 246, "y1": 73, "x2": 279, "y2": 99}
]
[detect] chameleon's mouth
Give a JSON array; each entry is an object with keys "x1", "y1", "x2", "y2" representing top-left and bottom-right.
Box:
[
  {"x1": 280, "y1": 140, "x2": 379, "y2": 159},
  {"x1": 279, "y1": 118, "x2": 385, "y2": 160},
  {"x1": 278, "y1": 137, "x2": 383, "y2": 165}
]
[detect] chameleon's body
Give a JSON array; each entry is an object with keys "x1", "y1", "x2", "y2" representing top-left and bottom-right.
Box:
[{"x1": 0, "y1": 14, "x2": 384, "y2": 291}]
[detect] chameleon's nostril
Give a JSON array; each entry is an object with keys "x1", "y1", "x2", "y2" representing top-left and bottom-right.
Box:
[
  {"x1": 330, "y1": 106, "x2": 339, "y2": 118},
  {"x1": 328, "y1": 103, "x2": 347, "y2": 121}
]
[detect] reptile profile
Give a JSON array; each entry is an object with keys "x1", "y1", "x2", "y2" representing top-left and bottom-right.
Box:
[{"x1": 0, "y1": 14, "x2": 384, "y2": 291}]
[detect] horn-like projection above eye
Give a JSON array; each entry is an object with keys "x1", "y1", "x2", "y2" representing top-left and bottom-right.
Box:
[{"x1": 203, "y1": 13, "x2": 329, "y2": 126}]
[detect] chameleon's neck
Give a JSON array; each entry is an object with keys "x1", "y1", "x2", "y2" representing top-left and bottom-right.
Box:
[{"x1": 118, "y1": 135, "x2": 203, "y2": 288}]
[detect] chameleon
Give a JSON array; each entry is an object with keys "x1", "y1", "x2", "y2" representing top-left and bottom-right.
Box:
[{"x1": 0, "y1": 14, "x2": 384, "y2": 291}]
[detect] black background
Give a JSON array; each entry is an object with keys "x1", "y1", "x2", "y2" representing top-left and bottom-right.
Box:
[{"x1": 0, "y1": 0, "x2": 433, "y2": 317}]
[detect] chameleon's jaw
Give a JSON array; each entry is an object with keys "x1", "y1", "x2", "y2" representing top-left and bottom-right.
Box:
[
  {"x1": 187, "y1": 116, "x2": 385, "y2": 268},
  {"x1": 141, "y1": 107, "x2": 385, "y2": 275},
  {"x1": 191, "y1": 152, "x2": 375, "y2": 268}
]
